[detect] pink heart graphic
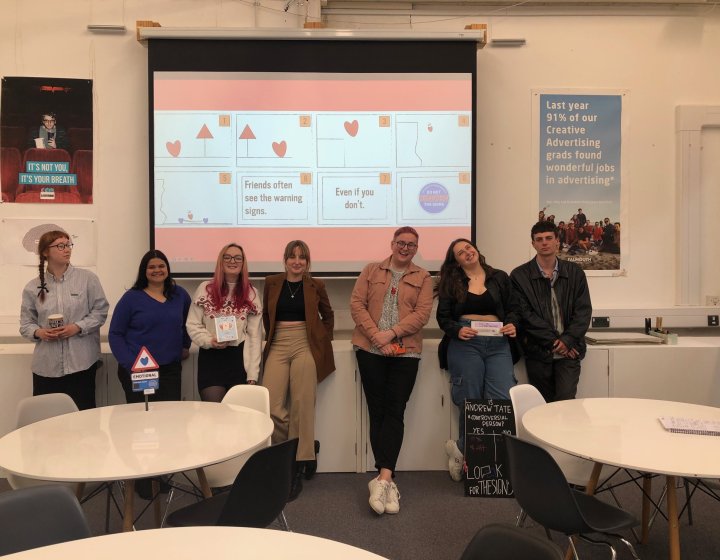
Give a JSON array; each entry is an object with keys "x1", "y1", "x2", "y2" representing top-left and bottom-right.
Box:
[
  {"x1": 272, "y1": 141, "x2": 287, "y2": 158},
  {"x1": 166, "y1": 140, "x2": 181, "y2": 157},
  {"x1": 344, "y1": 120, "x2": 359, "y2": 137}
]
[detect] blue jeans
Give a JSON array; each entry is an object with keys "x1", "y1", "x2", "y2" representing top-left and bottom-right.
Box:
[{"x1": 447, "y1": 332, "x2": 515, "y2": 452}]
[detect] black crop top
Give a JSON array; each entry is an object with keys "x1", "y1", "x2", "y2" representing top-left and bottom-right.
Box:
[
  {"x1": 276, "y1": 280, "x2": 306, "y2": 321},
  {"x1": 461, "y1": 290, "x2": 497, "y2": 316}
]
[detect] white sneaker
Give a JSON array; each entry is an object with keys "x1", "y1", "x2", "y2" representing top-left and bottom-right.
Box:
[
  {"x1": 384, "y1": 482, "x2": 400, "y2": 514},
  {"x1": 368, "y1": 477, "x2": 390, "y2": 515},
  {"x1": 445, "y1": 439, "x2": 464, "y2": 482}
]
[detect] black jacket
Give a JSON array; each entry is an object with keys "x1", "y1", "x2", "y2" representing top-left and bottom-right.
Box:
[
  {"x1": 436, "y1": 268, "x2": 521, "y2": 369},
  {"x1": 510, "y1": 258, "x2": 592, "y2": 362}
]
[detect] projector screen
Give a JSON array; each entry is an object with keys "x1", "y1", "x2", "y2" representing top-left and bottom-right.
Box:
[{"x1": 149, "y1": 40, "x2": 477, "y2": 276}]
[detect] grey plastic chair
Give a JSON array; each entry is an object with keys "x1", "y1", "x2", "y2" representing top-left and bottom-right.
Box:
[
  {"x1": 504, "y1": 435, "x2": 640, "y2": 560},
  {"x1": 8, "y1": 393, "x2": 79, "y2": 490},
  {"x1": 0, "y1": 485, "x2": 91, "y2": 555},
  {"x1": 459, "y1": 523, "x2": 564, "y2": 560},
  {"x1": 166, "y1": 438, "x2": 298, "y2": 531}
]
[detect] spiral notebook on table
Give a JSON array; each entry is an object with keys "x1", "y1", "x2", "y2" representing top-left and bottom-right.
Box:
[{"x1": 658, "y1": 416, "x2": 720, "y2": 436}]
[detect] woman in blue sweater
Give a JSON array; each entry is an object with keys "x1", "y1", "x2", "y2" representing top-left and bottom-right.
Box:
[{"x1": 109, "y1": 250, "x2": 191, "y2": 402}]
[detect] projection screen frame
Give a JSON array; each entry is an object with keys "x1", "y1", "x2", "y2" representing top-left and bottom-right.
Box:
[{"x1": 148, "y1": 30, "x2": 480, "y2": 278}]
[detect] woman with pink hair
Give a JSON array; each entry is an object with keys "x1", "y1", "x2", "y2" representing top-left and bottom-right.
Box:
[{"x1": 186, "y1": 243, "x2": 263, "y2": 402}]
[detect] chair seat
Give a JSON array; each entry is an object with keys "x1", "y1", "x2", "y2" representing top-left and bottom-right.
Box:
[
  {"x1": 166, "y1": 491, "x2": 229, "y2": 527},
  {"x1": 573, "y1": 490, "x2": 639, "y2": 533}
]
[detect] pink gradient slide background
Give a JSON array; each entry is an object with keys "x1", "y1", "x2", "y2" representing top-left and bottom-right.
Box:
[
  {"x1": 156, "y1": 226, "x2": 470, "y2": 272},
  {"x1": 155, "y1": 75, "x2": 471, "y2": 111}
]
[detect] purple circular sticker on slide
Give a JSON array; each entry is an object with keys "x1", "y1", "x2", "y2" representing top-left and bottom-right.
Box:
[{"x1": 418, "y1": 183, "x2": 449, "y2": 214}]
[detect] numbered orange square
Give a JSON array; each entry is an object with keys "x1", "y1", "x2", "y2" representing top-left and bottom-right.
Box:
[
  {"x1": 218, "y1": 115, "x2": 231, "y2": 127},
  {"x1": 300, "y1": 173, "x2": 312, "y2": 185},
  {"x1": 378, "y1": 115, "x2": 391, "y2": 127},
  {"x1": 458, "y1": 172, "x2": 471, "y2": 184},
  {"x1": 218, "y1": 173, "x2": 232, "y2": 184},
  {"x1": 299, "y1": 115, "x2": 312, "y2": 127},
  {"x1": 458, "y1": 115, "x2": 470, "y2": 127},
  {"x1": 379, "y1": 173, "x2": 392, "y2": 185}
]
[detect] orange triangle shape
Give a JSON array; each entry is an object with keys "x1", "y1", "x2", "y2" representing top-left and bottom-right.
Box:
[
  {"x1": 239, "y1": 124, "x2": 256, "y2": 140},
  {"x1": 196, "y1": 124, "x2": 214, "y2": 139}
]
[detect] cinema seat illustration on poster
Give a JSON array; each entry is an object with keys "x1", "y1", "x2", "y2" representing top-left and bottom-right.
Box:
[
  {"x1": 155, "y1": 173, "x2": 234, "y2": 226},
  {"x1": 316, "y1": 114, "x2": 393, "y2": 168},
  {"x1": 396, "y1": 113, "x2": 471, "y2": 168},
  {"x1": 235, "y1": 114, "x2": 313, "y2": 167},
  {"x1": 155, "y1": 112, "x2": 234, "y2": 167}
]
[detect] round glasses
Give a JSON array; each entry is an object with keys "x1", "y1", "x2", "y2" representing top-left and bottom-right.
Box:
[
  {"x1": 223, "y1": 255, "x2": 243, "y2": 263},
  {"x1": 49, "y1": 242, "x2": 74, "y2": 251},
  {"x1": 394, "y1": 241, "x2": 418, "y2": 250}
]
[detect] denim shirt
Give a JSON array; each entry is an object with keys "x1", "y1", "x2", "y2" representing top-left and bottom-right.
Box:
[{"x1": 20, "y1": 265, "x2": 109, "y2": 377}]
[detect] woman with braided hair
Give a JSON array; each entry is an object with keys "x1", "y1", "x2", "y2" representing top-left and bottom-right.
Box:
[{"x1": 19, "y1": 230, "x2": 109, "y2": 409}]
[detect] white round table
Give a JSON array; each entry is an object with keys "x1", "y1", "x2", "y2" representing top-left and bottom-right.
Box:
[
  {"x1": 0, "y1": 401, "x2": 273, "y2": 531},
  {"x1": 522, "y1": 398, "x2": 720, "y2": 560},
  {"x1": 3, "y1": 526, "x2": 389, "y2": 559}
]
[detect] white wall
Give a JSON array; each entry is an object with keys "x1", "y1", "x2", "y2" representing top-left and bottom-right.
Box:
[{"x1": 2, "y1": 1, "x2": 720, "y2": 335}]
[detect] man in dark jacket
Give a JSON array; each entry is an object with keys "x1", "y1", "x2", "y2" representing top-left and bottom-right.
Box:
[{"x1": 510, "y1": 221, "x2": 592, "y2": 402}]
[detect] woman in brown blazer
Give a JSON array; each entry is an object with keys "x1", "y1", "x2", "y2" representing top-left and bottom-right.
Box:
[{"x1": 262, "y1": 240, "x2": 335, "y2": 499}]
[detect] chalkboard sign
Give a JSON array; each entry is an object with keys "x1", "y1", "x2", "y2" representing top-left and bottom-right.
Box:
[{"x1": 464, "y1": 398, "x2": 515, "y2": 498}]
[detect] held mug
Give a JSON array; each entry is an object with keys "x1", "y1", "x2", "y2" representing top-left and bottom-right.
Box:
[{"x1": 48, "y1": 314, "x2": 64, "y2": 329}]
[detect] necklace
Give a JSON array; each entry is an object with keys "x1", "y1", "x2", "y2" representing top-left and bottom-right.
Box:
[{"x1": 286, "y1": 280, "x2": 303, "y2": 299}]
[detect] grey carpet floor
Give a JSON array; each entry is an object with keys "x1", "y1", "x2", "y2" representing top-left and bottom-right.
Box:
[{"x1": 2, "y1": 471, "x2": 720, "y2": 559}]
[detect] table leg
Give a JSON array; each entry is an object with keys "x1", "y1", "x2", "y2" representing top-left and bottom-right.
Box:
[
  {"x1": 123, "y1": 480, "x2": 135, "y2": 532},
  {"x1": 585, "y1": 462, "x2": 603, "y2": 495},
  {"x1": 196, "y1": 467, "x2": 212, "y2": 498},
  {"x1": 152, "y1": 479, "x2": 161, "y2": 527},
  {"x1": 666, "y1": 475, "x2": 681, "y2": 560},
  {"x1": 641, "y1": 474, "x2": 653, "y2": 544},
  {"x1": 75, "y1": 482, "x2": 86, "y2": 500}
]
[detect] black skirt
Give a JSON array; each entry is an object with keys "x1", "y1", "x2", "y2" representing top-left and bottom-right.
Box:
[{"x1": 197, "y1": 343, "x2": 247, "y2": 391}]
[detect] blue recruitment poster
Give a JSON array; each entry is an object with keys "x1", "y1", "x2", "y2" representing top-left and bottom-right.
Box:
[{"x1": 534, "y1": 91, "x2": 628, "y2": 275}]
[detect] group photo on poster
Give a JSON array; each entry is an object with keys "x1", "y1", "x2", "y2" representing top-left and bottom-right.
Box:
[
  {"x1": 1, "y1": 77, "x2": 93, "y2": 204},
  {"x1": 535, "y1": 91, "x2": 626, "y2": 273}
]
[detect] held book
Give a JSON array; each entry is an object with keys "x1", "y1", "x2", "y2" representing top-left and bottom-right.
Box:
[
  {"x1": 658, "y1": 416, "x2": 720, "y2": 436},
  {"x1": 215, "y1": 315, "x2": 239, "y2": 343}
]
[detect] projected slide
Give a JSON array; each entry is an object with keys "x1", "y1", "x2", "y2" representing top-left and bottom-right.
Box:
[{"x1": 152, "y1": 72, "x2": 473, "y2": 273}]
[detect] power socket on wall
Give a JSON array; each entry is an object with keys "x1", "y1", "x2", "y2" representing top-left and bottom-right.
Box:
[{"x1": 709, "y1": 315, "x2": 720, "y2": 327}]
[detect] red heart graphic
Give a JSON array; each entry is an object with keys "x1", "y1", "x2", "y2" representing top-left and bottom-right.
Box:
[
  {"x1": 272, "y1": 141, "x2": 287, "y2": 158},
  {"x1": 166, "y1": 140, "x2": 181, "y2": 157},
  {"x1": 344, "y1": 120, "x2": 359, "y2": 137}
]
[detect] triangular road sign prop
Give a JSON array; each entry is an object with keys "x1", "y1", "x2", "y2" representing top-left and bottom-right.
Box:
[{"x1": 131, "y1": 346, "x2": 160, "y2": 372}]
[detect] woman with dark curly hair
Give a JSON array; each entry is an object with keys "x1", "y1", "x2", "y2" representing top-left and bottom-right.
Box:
[
  {"x1": 436, "y1": 238, "x2": 519, "y2": 482},
  {"x1": 109, "y1": 250, "x2": 191, "y2": 403}
]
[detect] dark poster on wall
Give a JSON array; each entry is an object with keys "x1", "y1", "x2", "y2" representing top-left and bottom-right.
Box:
[
  {"x1": 464, "y1": 399, "x2": 515, "y2": 498},
  {"x1": 1, "y1": 76, "x2": 93, "y2": 204}
]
